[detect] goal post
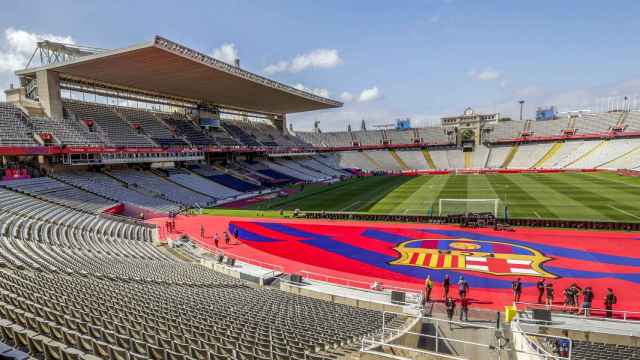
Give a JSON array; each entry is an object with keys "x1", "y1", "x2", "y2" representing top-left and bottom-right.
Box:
[{"x1": 438, "y1": 198, "x2": 500, "y2": 217}]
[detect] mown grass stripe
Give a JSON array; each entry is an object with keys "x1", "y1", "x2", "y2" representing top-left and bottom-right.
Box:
[
  {"x1": 525, "y1": 173, "x2": 625, "y2": 221},
  {"x1": 486, "y1": 174, "x2": 556, "y2": 219}
]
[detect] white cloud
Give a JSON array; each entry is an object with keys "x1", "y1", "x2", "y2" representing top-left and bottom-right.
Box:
[
  {"x1": 429, "y1": 15, "x2": 441, "y2": 23},
  {"x1": 293, "y1": 83, "x2": 330, "y2": 98},
  {"x1": 340, "y1": 91, "x2": 354, "y2": 102},
  {"x1": 469, "y1": 67, "x2": 501, "y2": 81},
  {"x1": 264, "y1": 48, "x2": 342, "y2": 74},
  {"x1": 0, "y1": 27, "x2": 74, "y2": 73},
  {"x1": 357, "y1": 86, "x2": 381, "y2": 102},
  {"x1": 212, "y1": 43, "x2": 238, "y2": 65},
  {"x1": 0, "y1": 28, "x2": 74, "y2": 98}
]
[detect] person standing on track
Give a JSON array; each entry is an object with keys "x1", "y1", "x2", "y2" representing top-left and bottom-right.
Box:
[
  {"x1": 445, "y1": 296, "x2": 456, "y2": 328},
  {"x1": 424, "y1": 275, "x2": 433, "y2": 303},
  {"x1": 458, "y1": 276, "x2": 468, "y2": 299},
  {"x1": 604, "y1": 288, "x2": 617, "y2": 318},
  {"x1": 443, "y1": 274, "x2": 450, "y2": 299},
  {"x1": 546, "y1": 283, "x2": 554, "y2": 307},
  {"x1": 214, "y1": 233, "x2": 219, "y2": 248},
  {"x1": 512, "y1": 278, "x2": 522, "y2": 303},
  {"x1": 537, "y1": 279, "x2": 546, "y2": 304},
  {"x1": 459, "y1": 296, "x2": 469, "y2": 322}
]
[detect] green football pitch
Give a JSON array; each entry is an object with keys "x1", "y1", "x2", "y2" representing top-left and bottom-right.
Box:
[{"x1": 233, "y1": 172, "x2": 640, "y2": 222}]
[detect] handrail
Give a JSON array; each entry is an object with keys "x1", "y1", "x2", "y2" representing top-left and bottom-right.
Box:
[
  {"x1": 515, "y1": 301, "x2": 640, "y2": 322},
  {"x1": 299, "y1": 270, "x2": 422, "y2": 297}
]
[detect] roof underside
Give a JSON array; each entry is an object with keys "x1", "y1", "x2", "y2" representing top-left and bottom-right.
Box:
[{"x1": 18, "y1": 36, "x2": 342, "y2": 114}]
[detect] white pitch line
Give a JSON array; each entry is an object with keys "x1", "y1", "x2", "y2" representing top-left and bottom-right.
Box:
[
  {"x1": 534, "y1": 211, "x2": 542, "y2": 219},
  {"x1": 341, "y1": 201, "x2": 361, "y2": 211},
  {"x1": 608, "y1": 205, "x2": 640, "y2": 220}
]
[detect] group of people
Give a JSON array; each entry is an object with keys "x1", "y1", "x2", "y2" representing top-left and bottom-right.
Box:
[
  {"x1": 512, "y1": 278, "x2": 618, "y2": 318},
  {"x1": 164, "y1": 211, "x2": 178, "y2": 234},
  {"x1": 423, "y1": 274, "x2": 471, "y2": 323},
  {"x1": 210, "y1": 227, "x2": 239, "y2": 248}
]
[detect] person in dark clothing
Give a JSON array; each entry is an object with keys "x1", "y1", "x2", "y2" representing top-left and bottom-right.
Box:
[
  {"x1": 214, "y1": 233, "x2": 219, "y2": 248},
  {"x1": 604, "y1": 288, "x2": 617, "y2": 318},
  {"x1": 233, "y1": 227, "x2": 239, "y2": 240},
  {"x1": 445, "y1": 297, "x2": 456, "y2": 327},
  {"x1": 424, "y1": 275, "x2": 433, "y2": 303},
  {"x1": 512, "y1": 278, "x2": 522, "y2": 303},
  {"x1": 582, "y1": 287, "x2": 594, "y2": 316},
  {"x1": 537, "y1": 279, "x2": 546, "y2": 304},
  {"x1": 443, "y1": 274, "x2": 450, "y2": 299},
  {"x1": 200, "y1": 224, "x2": 205, "y2": 240},
  {"x1": 546, "y1": 283, "x2": 554, "y2": 306},
  {"x1": 459, "y1": 297, "x2": 469, "y2": 322},
  {"x1": 458, "y1": 276, "x2": 468, "y2": 299},
  {"x1": 224, "y1": 231, "x2": 230, "y2": 245}
]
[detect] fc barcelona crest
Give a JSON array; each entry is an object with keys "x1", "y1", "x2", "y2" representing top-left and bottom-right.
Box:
[{"x1": 390, "y1": 238, "x2": 557, "y2": 278}]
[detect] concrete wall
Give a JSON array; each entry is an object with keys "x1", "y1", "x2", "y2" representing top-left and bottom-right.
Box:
[{"x1": 36, "y1": 70, "x2": 63, "y2": 119}]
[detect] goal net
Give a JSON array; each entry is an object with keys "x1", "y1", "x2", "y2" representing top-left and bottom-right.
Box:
[{"x1": 438, "y1": 199, "x2": 500, "y2": 217}]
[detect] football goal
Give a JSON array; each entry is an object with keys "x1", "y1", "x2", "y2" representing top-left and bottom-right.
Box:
[{"x1": 438, "y1": 198, "x2": 500, "y2": 217}]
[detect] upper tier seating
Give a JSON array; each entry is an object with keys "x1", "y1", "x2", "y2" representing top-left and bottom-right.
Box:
[
  {"x1": 109, "y1": 169, "x2": 215, "y2": 207},
  {"x1": 574, "y1": 112, "x2": 619, "y2": 133},
  {"x1": 53, "y1": 170, "x2": 179, "y2": 213},
  {"x1": 31, "y1": 116, "x2": 104, "y2": 146},
  {"x1": 116, "y1": 107, "x2": 188, "y2": 147},
  {"x1": 222, "y1": 122, "x2": 262, "y2": 146},
  {"x1": 484, "y1": 120, "x2": 526, "y2": 142},
  {"x1": 165, "y1": 168, "x2": 242, "y2": 200},
  {"x1": 352, "y1": 131, "x2": 383, "y2": 146},
  {"x1": 531, "y1": 118, "x2": 569, "y2": 137},
  {"x1": 0, "y1": 103, "x2": 36, "y2": 146},
  {"x1": 386, "y1": 129, "x2": 415, "y2": 145},
  {"x1": 162, "y1": 115, "x2": 218, "y2": 146},
  {"x1": 63, "y1": 100, "x2": 156, "y2": 147},
  {"x1": 415, "y1": 127, "x2": 451, "y2": 144},
  {"x1": 1, "y1": 177, "x2": 117, "y2": 214}
]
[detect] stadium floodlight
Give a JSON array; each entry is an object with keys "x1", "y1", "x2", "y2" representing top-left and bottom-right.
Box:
[{"x1": 438, "y1": 198, "x2": 500, "y2": 217}]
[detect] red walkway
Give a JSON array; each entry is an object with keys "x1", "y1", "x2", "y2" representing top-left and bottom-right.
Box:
[{"x1": 149, "y1": 215, "x2": 640, "y2": 312}]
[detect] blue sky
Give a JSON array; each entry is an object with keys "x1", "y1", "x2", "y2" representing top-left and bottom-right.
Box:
[{"x1": 1, "y1": 0, "x2": 640, "y2": 131}]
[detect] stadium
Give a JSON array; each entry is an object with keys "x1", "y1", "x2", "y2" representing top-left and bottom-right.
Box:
[{"x1": 0, "y1": 31, "x2": 640, "y2": 360}]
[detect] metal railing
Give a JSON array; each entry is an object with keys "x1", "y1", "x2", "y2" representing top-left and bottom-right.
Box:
[
  {"x1": 365, "y1": 311, "x2": 573, "y2": 360},
  {"x1": 299, "y1": 269, "x2": 421, "y2": 297},
  {"x1": 515, "y1": 301, "x2": 640, "y2": 322}
]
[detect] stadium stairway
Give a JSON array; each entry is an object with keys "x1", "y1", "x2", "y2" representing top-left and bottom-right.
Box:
[
  {"x1": 564, "y1": 140, "x2": 608, "y2": 168},
  {"x1": 389, "y1": 150, "x2": 410, "y2": 171},
  {"x1": 597, "y1": 142, "x2": 640, "y2": 169},
  {"x1": 361, "y1": 151, "x2": 385, "y2": 170},
  {"x1": 500, "y1": 145, "x2": 519, "y2": 168},
  {"x1": 421, "y1": 149, "x2": 437, "y2": 169},
  {"x1": 532, "y1": 142, "x2": 564, "y2": 168},
  {"x1": 464, "y1": 152, "x2": 472, "y2": 169}
]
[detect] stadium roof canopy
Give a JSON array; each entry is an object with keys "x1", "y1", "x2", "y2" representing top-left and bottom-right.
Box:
[{"x1": 16, "y1": 36, "x2": 342, "y2": 114}]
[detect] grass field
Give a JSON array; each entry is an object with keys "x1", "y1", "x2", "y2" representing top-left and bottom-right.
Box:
[{"x1": 215, "y1": 172, "x2": 640, "y2": 222}]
